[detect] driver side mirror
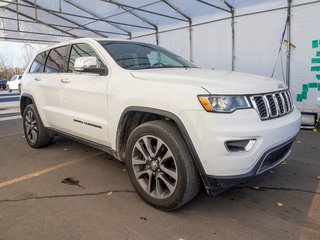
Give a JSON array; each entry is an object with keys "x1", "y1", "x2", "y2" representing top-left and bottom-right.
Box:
[{"x1": 74, "y1": 56, "x2": 107, "y2": 75}]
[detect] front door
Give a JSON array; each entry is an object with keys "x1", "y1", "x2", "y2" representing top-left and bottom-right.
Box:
[{"x1": 53, "y1": 43, "x2": 109, "y2": 146}]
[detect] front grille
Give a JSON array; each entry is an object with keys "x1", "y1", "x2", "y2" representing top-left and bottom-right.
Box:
[{"x1": 250, "y1": 90, "x2": 293, "y2": 120}]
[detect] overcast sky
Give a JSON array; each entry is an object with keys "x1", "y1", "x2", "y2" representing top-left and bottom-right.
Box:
[{"x1": 0, "y1": 41, "x2": 47, "y2": 68}]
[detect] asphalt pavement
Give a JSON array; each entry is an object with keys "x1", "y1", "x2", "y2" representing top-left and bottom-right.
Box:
[
  {"x1": 0, "y1": 90, "x2": 319, "y2": 240},
  {"x1": 0, "y1": 90, "x2": 20, "y2": 121}
]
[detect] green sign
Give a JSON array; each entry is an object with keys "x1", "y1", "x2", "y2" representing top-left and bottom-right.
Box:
[{"x1": 296, "y1": 39, "x2": 320, "y2": 102}]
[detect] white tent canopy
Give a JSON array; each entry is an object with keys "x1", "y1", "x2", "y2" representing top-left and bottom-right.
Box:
[
  {"x1": 1, "y1": 0, "x2": 320, "y2": 113},
  {"x1": 0, "y1": 0, "x2": 239, "y2": 42}
]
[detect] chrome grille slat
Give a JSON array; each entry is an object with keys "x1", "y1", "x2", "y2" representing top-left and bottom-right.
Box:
[
  {"x1": 277, "y1": 93, "x2": 285, "y2": 115},
  {"x1": 282, "y1": 91, "x2": 290, "y2": 112},
  {"x1": 266, "y1": 94, "x2": 277, "y2": 116},
  {"x1": 251, "y1": 96, "x2": 268, "y2": 119},
  {"x1": 250, "y1": 90, "x2": 293, "y2": 120},
  {"x1": 272, "y1": 94, "x2": 280, "y2": 116}
]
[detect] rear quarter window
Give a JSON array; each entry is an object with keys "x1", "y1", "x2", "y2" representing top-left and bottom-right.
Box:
[{"x1": 29, "y1": 51, "x2": 49, "y2": 73}]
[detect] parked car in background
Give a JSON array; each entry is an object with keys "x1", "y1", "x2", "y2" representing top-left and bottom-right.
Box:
[
  {"x1": 7, "y1": 75, "x2": 22, "y2": 92},
  {"x1": 0, "y1": 80, "x2": 7, "y2": 90}
]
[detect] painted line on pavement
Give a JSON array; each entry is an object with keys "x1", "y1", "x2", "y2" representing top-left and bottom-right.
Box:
[
  {"x1": 0, "y1": 131, "x2": 24, "y2": 138},
  {"x1": 0, "y1": 159, "x2": 80, "y2": 188},
  {"x1": 0, "y1": 115, "x2": 22, "y2": 121},
  {"x1": 0, "y1": 152, "x2": 103, "y2": 189},
  {"x1": 299, "y1": 181, "x2": 320, "y2": 239}
]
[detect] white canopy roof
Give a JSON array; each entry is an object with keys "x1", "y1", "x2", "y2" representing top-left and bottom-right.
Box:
[{"x1": 0, "y1": 0, "x2": 289, "y2": 43}]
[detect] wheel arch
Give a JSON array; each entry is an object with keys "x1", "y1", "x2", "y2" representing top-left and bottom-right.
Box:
[
  {"x1": 116, "y1": 106, "x2": 210, "y2": 189},
  {"x1": 20, "y1": 93, "x2": 35, "y2": 116}
]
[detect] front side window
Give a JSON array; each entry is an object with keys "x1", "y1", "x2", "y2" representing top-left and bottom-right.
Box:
[
  {"x1": 68, "y1": 43, "x2": 105, "y2": 73},
  {"x1": 98, "y1": 41, "x2": 197, "y2": 70},
  {"x1": 29, "y1": 51, "x2": 49, "y2": 73},
  {"x1": 45, "y1": 45, "x2": 69, "y2": 73}
]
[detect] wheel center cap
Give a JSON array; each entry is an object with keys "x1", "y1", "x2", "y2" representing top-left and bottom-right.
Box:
[{"x1": 150, "y1": 161, "x2": 158, "y2": 171}]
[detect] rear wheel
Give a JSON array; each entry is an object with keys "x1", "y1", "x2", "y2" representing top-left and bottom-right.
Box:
[
  {"x1": 126, "y1": 120, "x2": 200, "y2": 211},
  {"x1": 23, "y1": 104, "x2": 52, "y2": 148}
]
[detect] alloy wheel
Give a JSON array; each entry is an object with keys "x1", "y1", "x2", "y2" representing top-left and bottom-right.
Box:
[
  {"x1": 24, "y1": 110, "x2": 38, "y2": 144},
  {"x1": 132, "y1": 135, "x2": 178, "y2": 199}
]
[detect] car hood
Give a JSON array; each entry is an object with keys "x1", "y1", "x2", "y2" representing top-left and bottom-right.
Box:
[{"x1": 130, "y1": 68, "x2": 287, "y2": 94}]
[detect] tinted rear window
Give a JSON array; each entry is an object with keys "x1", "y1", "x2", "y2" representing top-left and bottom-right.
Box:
[{"x1": 29, "y1": 51, "x2": 49, "y2": 73}]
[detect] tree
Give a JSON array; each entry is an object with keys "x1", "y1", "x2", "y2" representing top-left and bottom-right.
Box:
[
  {"x1": 0, "y1": 55, "x2": 23, "y2": 79},
  {"x1": 0, "y1": 55, "x2": 8, "y2": 79},
  {"x1": 21, "y1": 43, "x2": 35, "y2": 69}
]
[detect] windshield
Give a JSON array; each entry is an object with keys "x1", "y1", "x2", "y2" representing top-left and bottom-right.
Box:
[
  {"x1": 10, "y1": 75, "x2": 17, "y2": 81},
  {"x1": 99, "y1": 41, "x2": 197, "y2": 70}
]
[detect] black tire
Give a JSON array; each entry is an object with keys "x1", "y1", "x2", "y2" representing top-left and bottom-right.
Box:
[
  {"x1": 23, "y1": 104, "x2": 52, "y2": 148},
  {"x1": 126, "y1": 120, "x2": 200, "y2": 211},
  {"x1": 18, "y1": 84, "x2": 21, "y2": 93},
  {"x1": 8, "y1": 88, "x2": 12, "y2": 93}
]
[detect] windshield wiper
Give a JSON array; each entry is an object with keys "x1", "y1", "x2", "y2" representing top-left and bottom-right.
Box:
[{"x1": 142, "y1": 65, "x2": 196, "y2": 70}]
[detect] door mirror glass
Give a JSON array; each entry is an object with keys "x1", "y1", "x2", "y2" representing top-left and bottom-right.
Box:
[{"x1": 74, "y1": 56, "x2": 106, "y2": 74}]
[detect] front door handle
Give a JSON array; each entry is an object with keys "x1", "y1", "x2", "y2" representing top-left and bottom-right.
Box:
[{"x1": 60, "y1": 79, "x2": 70, "y2": 84}]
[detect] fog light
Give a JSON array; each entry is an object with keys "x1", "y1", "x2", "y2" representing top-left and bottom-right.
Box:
[{"x1": 225, "y1": 139, "x2": 256, "y2": 152}]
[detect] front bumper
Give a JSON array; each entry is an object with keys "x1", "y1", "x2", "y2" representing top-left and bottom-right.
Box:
[{"x1": 179, "y1": 107, "x2": 301, "y2": 178}]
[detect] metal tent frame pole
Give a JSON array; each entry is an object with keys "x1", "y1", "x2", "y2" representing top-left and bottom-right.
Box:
[
  {"x1": 195, "y1": 0, "x2": 231, "y2": 13},
  {"x1": 64, "y1": 1, "x2": 161, "y2": 41},
  {"x1": 4, "y1": 7, "x2": 79, "y2": 38},
  {"x1": 224, "y1": 0, "x2": 235, "y2": 71},
  {"x1": 100, "y1": 0, "x2": 188, "y2": 22},
  {"x1": 0, "y1": 36, "x2": 58, "y2": 43},
  {"x1": 63, "y1": 0, "x2": 131, "y2": 38},
  {"x1": 110, "y1": 0, "x2": 159, "y2": 44},
  {"x1": 0, "y1": 16, "x2": 126, "y2": 36},
  {"x1": 161, "y1": 0, "x2": 193, "y2": 62},
  {"x1": 0, "y1": 0, "x2": 154, "y2": 32},
  {"x1": 20, "y1": 0, "x2": 109, "y2": 37},
  {"x1": 0, "y1": 27, "x2": 73, "y2": 38},
  {"x1": 286, "y1": 0, "x2": 292, "y2": 88}
]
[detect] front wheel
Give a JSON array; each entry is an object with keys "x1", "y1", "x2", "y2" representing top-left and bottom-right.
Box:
[
  {"x1": 23, "y1": 104, "x2": 52, "y2": 148},
  {"x1": 126, "y1": 120, "x2": 200, "y2": 211}
]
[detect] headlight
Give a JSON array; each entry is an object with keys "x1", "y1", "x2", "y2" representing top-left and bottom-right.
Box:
[{"x1": 198, "y1": 95, "x2": 251, "y2": 113}]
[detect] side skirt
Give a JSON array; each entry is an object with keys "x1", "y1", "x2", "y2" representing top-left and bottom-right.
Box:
[{"x1": 47, "y1": 128, "x2": 118, "y2": 159}]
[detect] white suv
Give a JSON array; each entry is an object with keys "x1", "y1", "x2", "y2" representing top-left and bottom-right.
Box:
[
  {"x1": 7, "y1": 75, "x2": 22, "y2": 92},
  {"x1": 21, "y1": 38, "x2": 301, "y2": 210}
]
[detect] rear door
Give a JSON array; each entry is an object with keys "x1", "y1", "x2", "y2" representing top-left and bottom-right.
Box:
[
  {"x1": 25, "y1": 50, "x2": 55, "y2": 125},
  {"x1": 39, "y1": 45, "x2": 70, "y2": 128},
  {"x1": 52, "y1": 42, "x2": 109, "y2": 146}
]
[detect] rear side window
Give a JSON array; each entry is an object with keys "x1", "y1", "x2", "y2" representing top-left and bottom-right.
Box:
[
  {"x1": 29, "y1": 51, "x2": 48, "y2": 73},
  {"x1": 45, "y1": 45, "x2": 69, "y2": 73},
  {"x1": 68, "y1": 43, "x2": 105, "y2": 73}
]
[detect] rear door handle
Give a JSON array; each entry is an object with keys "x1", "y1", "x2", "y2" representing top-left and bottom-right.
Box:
[
  {"x1": 60, "y1": 79, "x2": 70, "y2": 84},
  {"x1": 34, "y1": 77, "x2": 41, "y2": 81}
]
